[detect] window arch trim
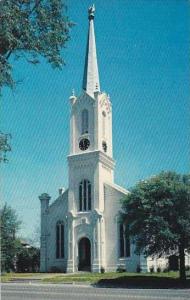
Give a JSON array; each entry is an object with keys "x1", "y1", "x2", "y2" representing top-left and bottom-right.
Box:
[
  {"x1": 56, "y1": 221, "x2": 64, "y2": 259},
  {"x1": 79, "y1": 179, "x2": 92, "y2": 211}
]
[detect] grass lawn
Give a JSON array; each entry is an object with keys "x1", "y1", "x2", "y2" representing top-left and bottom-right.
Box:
[
  {"x1": 42, "y1": 271, "x2": 190, "y2": 288},
  {"x1": 1, "y1": 271, "x2": 190, "y2": 288},
  {"x1": 0, "y1": 272, "x2": 57, "y2": 283},
  {"x1": 42, "y1": 271, "x2": 177, "y2": 283}
]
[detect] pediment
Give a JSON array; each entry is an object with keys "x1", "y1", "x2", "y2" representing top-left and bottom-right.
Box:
[{"x1": 75, "y1": 91, "x2": 95, "y2": 106}]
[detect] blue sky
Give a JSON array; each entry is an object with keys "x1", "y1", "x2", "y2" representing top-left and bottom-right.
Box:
[{"x1": 1, "y1": 0, "x2": 190, "y2": 240}]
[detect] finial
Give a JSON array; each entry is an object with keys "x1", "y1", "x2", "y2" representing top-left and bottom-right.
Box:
[
  {"x1": 88, "y1": 4, "x2": 95, "y2": 20},
  {"x1": 83, "y1": 3, "x2": 100, "y2": 95},
  {"x1": 69, "y1": 88, "x2": 76, "y2": 104}
]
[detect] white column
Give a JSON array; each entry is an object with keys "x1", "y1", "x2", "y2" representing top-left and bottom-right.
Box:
[{"x1": 67, "y1": 215, "x2": 75, "y2": 273}]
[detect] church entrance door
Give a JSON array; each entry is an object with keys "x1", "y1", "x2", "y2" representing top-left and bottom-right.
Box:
[{"x1": 78, "y1": 237, "x2": 91, "y2": 271}]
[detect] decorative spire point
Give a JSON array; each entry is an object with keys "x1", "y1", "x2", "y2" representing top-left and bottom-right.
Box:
[
  {"x1": 82, "y1": 4, "x2": 100, "y2": 97},
  {"x1": 69, "y1": 88, "x2": 76, "y2": 104},
  {"x1": 88, "y1": 4, "x2": 95, "y2": 20}
]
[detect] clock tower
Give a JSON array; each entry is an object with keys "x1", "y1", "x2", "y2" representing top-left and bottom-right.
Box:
[
  {"x1": 68, "y1": 5, "x2": 115, "y2": 207},
  {"x1": 67, "y1": 5, "x2": 115, "y2": 272}
]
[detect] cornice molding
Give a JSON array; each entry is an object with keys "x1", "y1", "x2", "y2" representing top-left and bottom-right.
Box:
[{"x1": 68, "y1": 150, "x2": 115, "y2": 170}]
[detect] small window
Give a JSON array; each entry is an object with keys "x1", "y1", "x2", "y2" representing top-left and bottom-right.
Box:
[
  {"x1": 119, "y1": 224, "x2": 130, "y2": 258},
  {"x1": 102, "y1": 111, "x2": 106, "y2": 138},
  {"x1": 79, "y1": 184, "x2": 82, "y2": 211},
  {"x1": 82, "y1": 109, "x2": 88, "y2": 134},
  {"x1": 56, "y1": 221, "x2": 64, "y2": 258},
  {"x1": 79, "y1": 179, "x2": 91, "y2": 211}
]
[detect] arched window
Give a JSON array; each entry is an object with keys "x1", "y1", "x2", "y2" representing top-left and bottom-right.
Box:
[
  {"x1": 56, "y1": 221, "x2": 64, "y2": 258},
  {"x1": 119, "y1": 224, "x2": 130, "y2": 258},
  {"x1": 102, "y1": 111, "x2": 106, "y2": 138},
  {"x1": 79, "y1": 179, "x2": 91, "y2": 211},
  {"x1": 82, "y1": 109, "x2": 88, "y2": 134}
]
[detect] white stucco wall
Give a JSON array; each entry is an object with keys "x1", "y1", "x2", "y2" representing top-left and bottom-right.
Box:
[
  {"x1": 46, "y1": 190, "x2": 69, "y2": 272},
  {"x1": 103, "y1": 183, "x2": 140, "y2": 272}
]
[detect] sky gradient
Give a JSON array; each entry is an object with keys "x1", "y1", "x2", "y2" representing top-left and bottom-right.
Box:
[{"x1": 1, "y1": 0, "x2": 190, "y2": 240}]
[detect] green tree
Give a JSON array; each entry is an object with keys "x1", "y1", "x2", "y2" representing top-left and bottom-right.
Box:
[
  {"x1": 0, "y1": 0, "x2": 73, "y2": 89},
  {"x1": 0, "y1": 204, "x2": 21, "y2": 272},
  {"x1": 16, "y1": 245, "x2": 40, "y2": 272},
  {"x1": 121, "y1": 172, "x2": 190, "y2": 281},
  {"x1": 0, "y1": 131, "x2": 11, "y2": 162}
]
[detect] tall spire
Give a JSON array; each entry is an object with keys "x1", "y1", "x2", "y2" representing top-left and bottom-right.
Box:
[{"x1": 82, "y1": 4, "x2": 100, "y2": 97}]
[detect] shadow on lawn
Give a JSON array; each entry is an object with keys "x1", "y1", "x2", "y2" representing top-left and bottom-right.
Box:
[{"x1": 94, "y1": 275, "x2": 190, "y2": 289}]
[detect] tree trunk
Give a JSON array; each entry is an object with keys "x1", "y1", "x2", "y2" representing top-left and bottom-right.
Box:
[{"x1": 179, "y1": 243, "x2": 186, "y2": 281}]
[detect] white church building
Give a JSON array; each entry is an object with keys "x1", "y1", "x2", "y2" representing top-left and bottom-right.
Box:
[{"x1": 39, "y1": 6, "x2": 172, "y2": 273}]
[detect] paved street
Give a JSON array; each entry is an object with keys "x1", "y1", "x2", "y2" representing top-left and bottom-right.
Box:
[{"x1": 1, "y1": 283, "x2": 190, "y2": 300}]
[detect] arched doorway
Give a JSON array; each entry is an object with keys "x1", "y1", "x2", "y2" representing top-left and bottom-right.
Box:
[{"x1": 78, "y1": 237, "x2": 91, "y2": 271}]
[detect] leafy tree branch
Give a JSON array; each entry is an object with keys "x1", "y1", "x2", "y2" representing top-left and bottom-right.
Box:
[{"x1": 0, "y1": 0, "x2": 73, "y2": 89}]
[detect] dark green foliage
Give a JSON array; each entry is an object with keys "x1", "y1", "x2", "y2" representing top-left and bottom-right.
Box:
[
  {"x1": 0, "y1": 131, "x2": 11, "y2": 162},
  {"x1": 0, "y1": 204, "x2": 21, "y2": 272},
  {"x1": 0, "y1": 204, "x2": 40, "y2": 272},
  {"x1": 16, "y1": 246, "x2": 40, "y2": 272},
  {"x1": 121, "y1": 172, "x2": 190, "y2": 280},
  {"x1": 0, "y1": 0, "x2": 73, "y2": 88},
  {"x1": 136, "y1": 265, "x2": 141, "y2": 273},
  {"x1": 116, "y1": 266, "x2": 126, "y2": 273}
]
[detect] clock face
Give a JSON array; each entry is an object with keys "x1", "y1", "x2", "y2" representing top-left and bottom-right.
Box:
[
  {"x1": 102, "y1": 141, "x2": 107, "y2": 153},
  {"x1": 79, "y1": 138, "x2": 90, "y2": 151}
]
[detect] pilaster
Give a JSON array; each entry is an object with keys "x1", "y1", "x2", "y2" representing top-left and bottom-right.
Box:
[
  {"x1": 39, "y1": 193, "x2": 50, "y2": 272},
  {"x1": 92, "y1": 211, "x2": 103, "y2": 272},
  {"x1": 67, "y1": 212, "x2": 75, "y2": 273}
]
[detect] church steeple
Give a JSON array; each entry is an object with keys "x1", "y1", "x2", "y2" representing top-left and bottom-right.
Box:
[{"x1": 82, "y1": 5, "x2": 100, "y2": 97}]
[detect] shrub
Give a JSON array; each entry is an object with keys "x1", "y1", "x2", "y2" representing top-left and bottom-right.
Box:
[
  {"x1": 157, "y1": 267, "x2": 161, "y2": 273},
  {"x1": 136, "y1": 265, "x2": 141, "y2": 273},
  {"x1": 100, "y1": 266, "x2": 105, "y2": 273},
  {"x1": 185, "y1": 266, "x2": 190, "y2": 271},
  {"x1": 149, "y1": 266, "x2": 154, "y2": 273},
  {"x1": 163, "y1": 267, "x2": 169, "y2": 273},
  {"x1": 116, "y1": 266, "x2": 126, "y2": 273}
]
